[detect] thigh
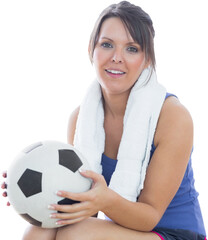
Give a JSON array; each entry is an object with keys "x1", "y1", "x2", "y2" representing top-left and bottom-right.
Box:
[
  {"x1": 22, "y1": 224, "x2": 58, "y2": 240},
  {"x1": 56, "y1": 217, "x2": 161, "y2": 240}
]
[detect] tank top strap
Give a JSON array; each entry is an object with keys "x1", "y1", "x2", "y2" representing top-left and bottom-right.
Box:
[{"x1": 165, "y1": 92, "x2": 177, "y2": 99}]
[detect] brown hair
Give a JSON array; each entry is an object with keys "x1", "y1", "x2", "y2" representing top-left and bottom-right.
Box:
[{"x1": 88, "y1": 1, "x2": 156, "y2": 69}]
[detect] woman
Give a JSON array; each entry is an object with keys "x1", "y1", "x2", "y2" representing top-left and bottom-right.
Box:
[{"x1": 2, "y1": 1, "x2": 206, "y2": 239}]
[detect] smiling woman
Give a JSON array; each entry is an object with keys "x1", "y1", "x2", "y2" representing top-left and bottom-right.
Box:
[
  {"x1": 92, "y1": 17, "x2": 149, "y2": 96},
  {"x1": 1, "y1": 1, "x2": 207, "y2": 240},
  {"x1": 88, "y1": 2, "x2": 156, "y2": 68}
]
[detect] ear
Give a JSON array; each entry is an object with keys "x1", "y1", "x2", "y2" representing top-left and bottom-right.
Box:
[
  {"x1": 88, "y1": 43, "x2": 93, "y2": 64},
  {"x1": 144, "y1": 57, "x2": 152, "y2": 69}
]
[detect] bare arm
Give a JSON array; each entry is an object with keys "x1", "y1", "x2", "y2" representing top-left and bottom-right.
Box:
[
  {"x1": 102, "y1": 97, "x2": 193, "y2": 231},
  {"x1": 66, "y1": 106, "x2": 100, "y2": 218},
  {"x1": 57, "y1": 97, "x2": 193, "y2": 231},
  {"x1": 67, "y1": 106, "x2": 80, "y2": 145}
]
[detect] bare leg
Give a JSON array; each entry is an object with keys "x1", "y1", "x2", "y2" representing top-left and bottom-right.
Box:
[
  {"x1": 56, "y1": 217, "x2": 161, "y2": 240},
  {"x1": 22, "y1": 225, "x2": 58, "y2": 240}
]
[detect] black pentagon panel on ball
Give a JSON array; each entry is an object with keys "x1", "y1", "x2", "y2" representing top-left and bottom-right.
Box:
[
  {"x1": 20, "y1": 213, "x2": 42, "y2": 227},
  {"x1": 58, "y1": 198, "x2": 80, "y2": 213},
  {"x1": 17, "y1": 168, "x2": 42, "y2": 197},
  {"x1": 59, "y1": 149, "x2": 83, "y2": 173}
]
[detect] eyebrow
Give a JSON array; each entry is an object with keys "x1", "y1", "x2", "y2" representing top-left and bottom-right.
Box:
[
  {"x1": 100, "y1": 37, "x2": 138, "y2": 46},
  {"x1": 100, "y1": 37, "x2": 113, "y2": 41}
]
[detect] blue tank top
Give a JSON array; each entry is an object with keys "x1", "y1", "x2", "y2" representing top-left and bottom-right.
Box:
[{"x1": 101, "y1": 93, "x2": 206, "y2": 236}]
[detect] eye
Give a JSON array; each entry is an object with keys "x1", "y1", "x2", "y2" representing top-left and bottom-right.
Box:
[
  {"x1": 127, "y1": 46, "x2": 138, "y2": 53},
  {"x1": 101, "y1": 42, "x2": 113, "y2": 49}
]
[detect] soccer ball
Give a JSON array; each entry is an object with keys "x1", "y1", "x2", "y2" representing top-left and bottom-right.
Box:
[{"x1": 7, "y1": 141, "x2": 92, "y2": 228}]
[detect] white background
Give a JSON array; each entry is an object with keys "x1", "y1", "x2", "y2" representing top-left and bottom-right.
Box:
[{"x1": 0, "y1": 0, "x2": 207, "y2": 238}]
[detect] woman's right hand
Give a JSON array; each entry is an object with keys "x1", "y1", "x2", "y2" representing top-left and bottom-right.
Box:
[{"x1": 1, "y1": 172, "x2": 10, "y2": 206}]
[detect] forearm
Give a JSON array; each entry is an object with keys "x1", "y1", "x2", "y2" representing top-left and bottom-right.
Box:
[{"x1": 102, "y1": 188, "x2": 161, "y2": 232}]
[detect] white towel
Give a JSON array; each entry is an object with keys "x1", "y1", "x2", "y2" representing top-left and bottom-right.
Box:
[{"x1": 74, "y1": 67, "x2": 166, "y2": 202}]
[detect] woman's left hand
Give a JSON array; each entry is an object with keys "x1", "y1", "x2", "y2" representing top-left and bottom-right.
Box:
[{"x1": 48, "y1": 169, "x2": 109, "y2": 226}]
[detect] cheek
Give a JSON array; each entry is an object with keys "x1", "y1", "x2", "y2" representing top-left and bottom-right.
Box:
[
  {"x1": 93, "y1": 49, "x2": 105, "y2": 66},
  {"x1": 92, "y1": 51, "x2": 106, "y2": 79},
  {"x1": 130, "y1": 56, "x2": 147, "y2": 73}
]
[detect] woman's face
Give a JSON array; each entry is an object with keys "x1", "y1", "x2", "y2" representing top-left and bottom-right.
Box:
[{"x1": 92, "y1": 17, "x2": 149, "y2": 96}]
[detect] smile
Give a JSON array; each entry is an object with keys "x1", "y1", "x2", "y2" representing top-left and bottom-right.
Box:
[{"x1": 105, "y1": 69, "x2": 126, "y2": 75}]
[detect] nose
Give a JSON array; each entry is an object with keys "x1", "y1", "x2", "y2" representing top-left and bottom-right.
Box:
[{"x1": 111, "y1": 48, "x2": 123, "y2": 63}]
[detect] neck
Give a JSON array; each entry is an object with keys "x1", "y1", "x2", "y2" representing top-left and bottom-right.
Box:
[{"x1": 102, "y1": 90, "x2": 130, "y2": 118}]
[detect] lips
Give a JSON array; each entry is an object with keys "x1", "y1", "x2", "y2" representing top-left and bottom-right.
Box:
[
  {"x1": 105, "y1": 69, "x2": 125, "y2": 74},
  {"x1": 105, "y1": 69, "x2": 126, "y2": 76}
]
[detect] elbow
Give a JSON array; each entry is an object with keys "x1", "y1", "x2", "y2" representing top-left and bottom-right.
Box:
[
  {"x1": 145, "y1": 217, "x2": 160, "y2": 232},
  {"x1": 139, "y1": 209, "x2": 162, "y2": 232}
]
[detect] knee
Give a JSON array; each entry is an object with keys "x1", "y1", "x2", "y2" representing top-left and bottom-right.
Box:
[
  {"x1": 56, "y1": 218, "x2": 100, "y2": 240},
  {"x1": 56, "y1": 224, "x2": 81, "y2": 240},
  {"x1": 22, "y1": 224, "x2": 57, "y2": 240},
  {"x1": 22, "y1": 225, "x2": 36, "y2": 240}
]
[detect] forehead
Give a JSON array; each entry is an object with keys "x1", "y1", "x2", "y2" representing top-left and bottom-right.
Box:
[{"x1": 98, "y1": 17, "x2": 134, "y2": 43}]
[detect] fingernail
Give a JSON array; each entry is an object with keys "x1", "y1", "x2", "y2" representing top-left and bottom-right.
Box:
[
  {"x1": 56, "y1": 221, "x2": 63, "y2": 225},
  {"x1": 79, "y1": 168, "x2": 87, "y2": 173},
  {"x1": 1, "y1": 183, "x2": 7, "y2": 189},
  {"x1": 2, "y1": 172, "x2": 7, "y2": 178},
  {"x1": 56, "y1": 191, "x2": 62, "y2": 196},
  {"x1": 48, "y1": 205, "x2": 55, "y2": 210},
  {"x1": 2, "y1": 192, "x2": 7, "y2": 197}
]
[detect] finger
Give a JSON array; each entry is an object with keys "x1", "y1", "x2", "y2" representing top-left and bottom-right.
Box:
[
  {"x1": 48, "y1": 201, "x2": 88, "y2": 213},
  {"x1": 2, "y1": 172, "x2": 7, "y2": 178},
  {"x1": 56, "y1": 216, "x2": 86, "y2": 226},
  {"x1": 79, "y1": 169, "x2": 103, "y2": 183},
  {"x1": 1, "y1": 182, "x2": 7, "y2": 189},
  {"x1": 56, "y1": 190, "x2": 92, "y2": 202},
  {"x1": 50, "y1": 210, "x2": 86, "y2": 220},
  {"x1": 2, "y1": 191, "x2": 7, "y2": 197}
]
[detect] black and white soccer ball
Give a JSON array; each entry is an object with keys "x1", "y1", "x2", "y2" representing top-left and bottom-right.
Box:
[{"x1": 7, "y1": 141, "x2": 92, "y2": 228}]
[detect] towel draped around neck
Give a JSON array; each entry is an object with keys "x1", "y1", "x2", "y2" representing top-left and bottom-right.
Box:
[{"x1": 74, "y1": 67, "x2": 166, "y2": 202}]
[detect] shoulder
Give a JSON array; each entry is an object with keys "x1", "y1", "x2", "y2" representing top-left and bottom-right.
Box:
[
  {"x1": 154, "y1": 96, "x2": 193, "y2": 148},
  {"x1": 67, "y1": 106, "x2": 80, "y2": 145},
  {"x1": 138, "y1": 97, "x2": 194, "y2": 214}
]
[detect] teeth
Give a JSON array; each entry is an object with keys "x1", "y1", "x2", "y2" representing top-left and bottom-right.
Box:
[{"x1": 106, "y1": 69, "x2": 125, "y2": 74}]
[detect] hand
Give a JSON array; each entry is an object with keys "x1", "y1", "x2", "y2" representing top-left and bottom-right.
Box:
[
  {"x1": 48, "y1": 170, "x2": 109, "y2": 226},
  {"x1": 1, "y1": 171, "x2": 10, "y2": 206}
]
